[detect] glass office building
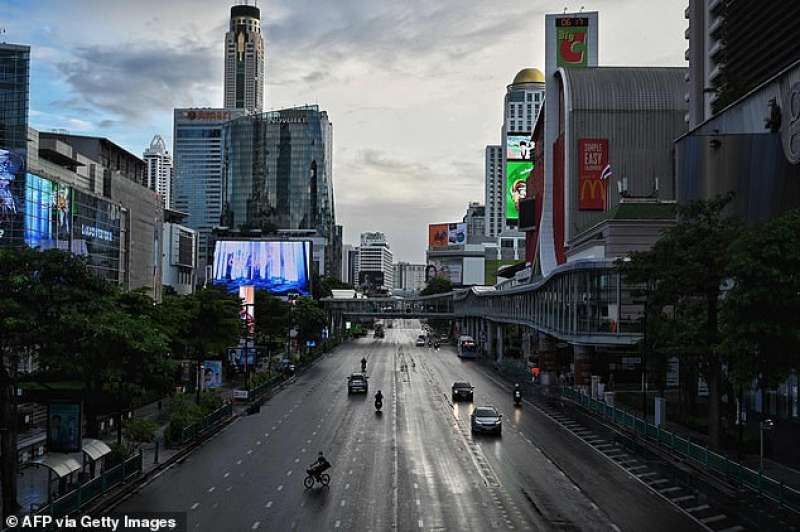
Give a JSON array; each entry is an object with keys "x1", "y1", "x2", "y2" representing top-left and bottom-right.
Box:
[
  {"x1": 173, "y1": 108, "x2": 245, "y2": 277},
  {"x1": 222, "y1": 105, "x2": 337, "y2": 273}
]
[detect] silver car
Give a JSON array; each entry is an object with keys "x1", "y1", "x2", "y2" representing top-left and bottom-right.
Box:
[{"x1": 471, "y1": 406, "x2": 502, "y2": 435}]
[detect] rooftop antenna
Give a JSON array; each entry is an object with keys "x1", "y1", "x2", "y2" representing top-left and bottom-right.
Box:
[{"x1": 580, "y1": 6, "x2": 585, "y2": 12}]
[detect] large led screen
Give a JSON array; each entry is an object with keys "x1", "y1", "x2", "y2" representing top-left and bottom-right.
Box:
[
  {"x1": 507, "y1": 135, "x2": 533, "y2": 161},
  {"x1": 0, "y1": 148, "x2": 25, "y2": 244},
  {"x1": 212, "y1": 240, "x2": 311, "y2": 296},
  {"x1": 506, "y1": 161, "x2": 533, "y2": 220},
  {"x1": 24, "y1": 173, "x2": 72, "y2": 251}
]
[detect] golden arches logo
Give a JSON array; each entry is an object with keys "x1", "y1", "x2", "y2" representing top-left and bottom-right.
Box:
[{"x1": 580, "y1": 179, "x2": 606, "y2": 201}]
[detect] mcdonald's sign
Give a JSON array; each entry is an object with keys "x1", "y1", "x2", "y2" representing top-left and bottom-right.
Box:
[{"x1": 578, "y1": 138, "x2": 608, "y2": 211}]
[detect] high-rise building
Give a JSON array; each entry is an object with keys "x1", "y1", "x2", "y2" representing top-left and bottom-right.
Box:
[
  {"x1": 357, "y1": 232, "x2": 393, "y2": 292},
  {"x1": 0, "y1": 43, "x2": 30, "y2": 160},
  {"x1": 222, "y1": 105, "x2": 337, "y2": 275},
  {"x1": 462, "y1": 202, "x2": 486, "y2": 244},
  {"x1": 502, "y1": 69, "x2": 545, "y2": 232},
  {"x1": 484, "y1": 145, "x2": 502, "y2": 238},
  {"x1": 162, "y1": 208, "x2": 197, "y2": 295},
  {"x1": 393, "y1": 262, "x2": 426, "y2": 293},
  {"x1": 684, "y1": 1, "x2": 800, "y2": 128},
  {"x1": 143, "y1": 135, "x2": 173, "y2": 208},
  {"x1": 173, "y1": 108, "x2": 245, "y2": 279},
  {"x1": 224, "y1": 4, "x2": 265, "y2": 113},
  {"x1": 348, "y1": 247, "x2": 359, "y2": 286}
]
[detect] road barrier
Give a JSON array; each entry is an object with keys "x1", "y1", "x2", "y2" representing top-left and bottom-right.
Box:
[
  {"x1": 31, "y1": 451, "x2": 143, "y2": 519},
  {"x1": 561, "y1": 386, "x2": 800, "y2": 514},
  {"x1": 179, "y1": 403, "x2": 234, "y2": 444}
]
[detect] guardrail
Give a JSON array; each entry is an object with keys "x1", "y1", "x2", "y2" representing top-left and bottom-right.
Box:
[
  {"x1": 179, "y1": 403, "x2": 233, "y2": 443},
  {"x1": 32, "y1": 451, "x2": 143, "y2": 518},
  {"x1": 561, "y1": 387, "x2": 800, "y2": 514}
]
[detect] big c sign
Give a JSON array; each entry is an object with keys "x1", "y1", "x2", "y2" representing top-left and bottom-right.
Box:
[
  {"x1": 556, "y1": 17, "x2": 589, "y2": 68},
  {"x1": 578, "y1": 139, "x2": 608, "y2": 211}
]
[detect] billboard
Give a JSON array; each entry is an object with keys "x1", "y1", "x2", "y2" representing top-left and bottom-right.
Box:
[
  {"x1": 358, "y1": 270, "x2": 385, "y2": 289},
  {"x1": 578, "y1": 139, "x2": 609, "y2": 210},
  {"x1": 203, "y1": 360, "x2": 223, "y2": 389},
  {"x1": 506, "y1": 161, "x2": 532, "y2": 220},
  {"x1": 507, "y1": 135, "x2": 533, "y2": 161},
  {"x1": 0, "y1": 148, "x2": 25, "y2": 244},
  {"x1": 428, "y1": 223, "x2": 466, "y2": 248},
  {"x1": 24, "y1": 173, "x2": 72, "y2": 251},
  {"x1": 47, "y1": 402, "x2": 81, "y2": 453},
  {"x1": 212, "y1": 240, "x2": 311, "y2": 296},
  {"x1": 556, "y1": 16, "x2": 590, "y2": 68},
  {"x1": 427, "y1": 258, "x2": 463, "y2": 284},
  {"x1": 428, "y1": 223, "x2": 449, "y2": 248},
  {"x1": 518, "y1": 197, "x2": 537, "y2": 231}
]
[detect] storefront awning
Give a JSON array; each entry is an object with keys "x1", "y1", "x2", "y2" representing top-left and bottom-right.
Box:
[
  {"x1": 82, "y1": 438, "x2": 112, "y2": 462},
  {"x1": 31, "y1": 453, "x2": 81, "y2": 478}
]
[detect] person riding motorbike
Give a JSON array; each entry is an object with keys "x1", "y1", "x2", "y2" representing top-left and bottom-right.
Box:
[
  {"x1": 360, "y1": 357, "x2": 367, "y2": 372},
  {"x1": 513, "y1": 383, "x2": 522, "y2": 403},
  {"x1": 374, "y1": 390, "x2": 384, "y2": 410},
  {"x1": 433, "y1": 340, "x2": 440, "y2": 350}
]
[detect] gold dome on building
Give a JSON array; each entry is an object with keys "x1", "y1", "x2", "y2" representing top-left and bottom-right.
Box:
[{"x1": 512, "y1": 68, "x2": 545, "y2": 85}]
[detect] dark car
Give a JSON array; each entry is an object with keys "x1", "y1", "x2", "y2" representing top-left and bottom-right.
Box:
[
  {"x1": 451, "y1": 382, "x2": 474, "y2": 402},
  {"x1": 471, "y1": 406, "x2": 502, "y2": 435},
  {"x1": 347, "y1": 373, "x2": 369, "y2": 394}
]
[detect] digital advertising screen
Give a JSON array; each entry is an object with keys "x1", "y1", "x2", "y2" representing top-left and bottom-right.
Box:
[
  {"x1": 507, "y1": 135, "x2": 533, "y2": 161},
  {"x1": 506, "y1": 161, "x2": 533, "y2": 220},
  {"x1": 47, "y1": 402, "x2": 82, "y2": 453},
  {"x1": 556, "y1": 16, "x2": 590, "y2": 68},
  {"x1": 358, "y1": 270, "x2": 385, "y2": 289},
  {"x1": 203, "y1": 360, "x2": 223, "y2": 389},
  {"x1": 212, "y1": 240, "x2": 311, "y2": 296},
  {"x1": 24, "y1": 173, "x2": 72, "y2": 251},
  {"x1": 0, "y1": 148, "x2": 25, "y2": 244},
  {"x1": 427, "y1": 258, "x2": 463, "y2": 285}
]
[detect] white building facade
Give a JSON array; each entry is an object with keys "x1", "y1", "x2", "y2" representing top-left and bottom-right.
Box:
[
  {"x1": 484, "y1": 145, "x2": 503, "y2": 238},
  {"x1": 143, "y1": 134, "x2": 173, "y2": 208},
  {"x1": 393, "y1": 262, "x2": 426, "y2": 293},
  {"x1": 357, "y1": 232, "x2": 393, "y2": 291}
]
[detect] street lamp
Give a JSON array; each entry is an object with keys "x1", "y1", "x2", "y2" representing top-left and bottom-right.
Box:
[{"x1": 760, "y1": 418, "x2": 775, "y2": 471}]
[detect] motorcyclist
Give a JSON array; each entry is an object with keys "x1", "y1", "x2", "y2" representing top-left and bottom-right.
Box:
[
  {"x1": 513, "y1": 383, "x2": 522, "y2": 402},
  {"x1": 375, "y1": 390, "x2": 384, "y2": 404},
  {"x1": 360, "y1": 357, "x2": 367, "y2": 372},
  {"x1": 433, "y1": 340, "x2": 440, "y2": 350}
]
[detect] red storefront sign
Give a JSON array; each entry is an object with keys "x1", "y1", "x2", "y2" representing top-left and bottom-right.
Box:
[{"x1": 578, "y1": 138, "x2": 608, "y2": 211}]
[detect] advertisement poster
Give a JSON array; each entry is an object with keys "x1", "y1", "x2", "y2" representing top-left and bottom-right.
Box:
[
  {"x1": 47, "y1": 402, "x2": 82, "y2": 453},
  {"x1": 427, "y1": 258, "x2": 463, "y2": 285},
  {"x1": 556, "y1": 17, "x2": 590, "y2": 68},
  {"x1": 428, "y1": 223, "x2": 449, "y2": 248},
  {"x1": 578, "y1": 138, "x2": 608, "y2": 210},
  {"x1": 24, "y1": 174, "x2": 72, "y2": 250},
  {"x1": 212, "y1": 240, "x2": 311, "y2": 296},
  {"x1": 507, "y1": 135, "x2": 533, "y2": 161},
  {"x1": 506, "y1": 161, "x2": 532, "y2": 220},
  {"x1": 447, "y1": 223, "x2": 467, "y2": 245},
  {"x1": 358, "y1": 270, "x2": 385, "y2": 290},
  {"x1": 203, "y1": 360, "x2": 223, "y2": 389},
  {"x1": 0, "y1": 148, "x2": 25, "y2": 243}
]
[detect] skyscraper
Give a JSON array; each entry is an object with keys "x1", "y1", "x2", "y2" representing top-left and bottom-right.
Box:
[
  {"x1": 222, "y1": 105, "x2": 338, "y2": 275},
  {"x1": 143, "y1": 135, "x2": 173, "y2": 208},
  {"x1": 357, "y1": 232, "x2": 393, "y2": 292},
  {"x1": 224, "y1": 4, "x2": 265, "y2": 113},
  {"x1": 484, "y1": 145, "x2": 502, "y2": 238},
  {"x1": 173, "y1": 108, "x2": 245, "y2": 279}
]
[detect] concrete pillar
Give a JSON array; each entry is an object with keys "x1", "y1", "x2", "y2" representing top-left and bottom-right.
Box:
[
  {"x1": 496, "y1": 324, "x2": 504, "y2": 363},
  {"x1": 537, "y1": 334, "x2": 558, "y2": 386},
  {"x1": 574, "y1": 345, "x2": 594, "y2": 391},
  {"x1": 486, "y1": 321, "x2": 496, "y2": 359}
]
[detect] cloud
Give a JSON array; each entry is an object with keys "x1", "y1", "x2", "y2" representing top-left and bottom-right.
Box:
[{"x1": 55, "y1": 38, "x2": 221, "y2": 123}]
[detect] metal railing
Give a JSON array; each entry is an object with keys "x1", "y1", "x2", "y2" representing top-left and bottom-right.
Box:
[
  {"x1": 179, "y1": 403, "x2": 233, "y2": 443},
  {"x1": 34, "y1": 451, "x2": 142, "y2": 518},
  {"x1": 561, "y1": 387, "x2": 800, "y2": 513}
]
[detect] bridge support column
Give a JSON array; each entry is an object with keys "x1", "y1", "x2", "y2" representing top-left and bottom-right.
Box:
[
  {"x1": 486, "y1": 321, "x2": 496, "y2": 359},
  {"x1": 495, "y1": 324, "x2": 504, "y2": 363},
  {"x1": 537, "y1": 335, "x2": 558, "y2": 386},
  {"x1": 574, "y1": 345, "x2": 594, "y2": 392}
]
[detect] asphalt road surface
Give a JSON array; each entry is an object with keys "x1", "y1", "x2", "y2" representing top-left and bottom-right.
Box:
[{"x1": 115, "y1": 321, "x2": 702, "y2": 531}]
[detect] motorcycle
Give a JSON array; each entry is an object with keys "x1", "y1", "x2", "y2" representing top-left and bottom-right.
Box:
[
  {"x1": 375, "y1": 398, "x2": 383, "y2": 413},
  {"x1": 514, "y1": 390, "x2": 522, "y2": 407}
]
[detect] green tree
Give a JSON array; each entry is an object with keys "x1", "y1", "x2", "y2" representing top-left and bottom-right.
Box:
[
  {"x1": 292, "y1": 297, "x2": 328, "y2": 349},
  {"x1": 312, "y1": 274, "x2": 353, "y2": 300},
  {"x1": 253, "y1": 291, "x2": 291, "y2": 365},
  {"x1": 722, "y1": 209, "x2": 800, "y2": 404},
  {"x1": 420, "y1": 277, "x2": 453, "y2": 296},
  {"x1": 618, "y1": 194, "x2": 740, "y2": 447}
]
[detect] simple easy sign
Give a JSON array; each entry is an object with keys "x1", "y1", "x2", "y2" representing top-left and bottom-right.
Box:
[{"x1": 578, "y1": 139, "x2": 608, "y2": 211}]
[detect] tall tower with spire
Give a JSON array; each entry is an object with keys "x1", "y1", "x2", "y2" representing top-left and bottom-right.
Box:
[
  {"x1": 224, "y1": 3, "x2": 265, "y2": 112},
  {"x1": 143, "y1": 134, "x2": 173, "y2": 208}
]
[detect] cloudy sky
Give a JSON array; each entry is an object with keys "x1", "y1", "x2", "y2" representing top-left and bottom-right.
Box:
[{"x1": 5, "y1": 0, "x2": 686, "y2": 263}]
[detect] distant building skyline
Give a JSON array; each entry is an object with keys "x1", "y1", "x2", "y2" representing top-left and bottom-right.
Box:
[
  {"x1": 224, "y1": 4, "x2": 265, "y2": 113},
  {"x1": 143, "y1": 134, "x2": 173, "y2": 208}
]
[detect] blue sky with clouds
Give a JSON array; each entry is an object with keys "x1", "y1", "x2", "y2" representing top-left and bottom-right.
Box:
[{"x1": 4, "y1": 0, "x2": 687, "y2": 262}]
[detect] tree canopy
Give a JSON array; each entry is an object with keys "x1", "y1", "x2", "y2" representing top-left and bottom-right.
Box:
[{"x1": 420, "y1": 277, "x2": 453, "y2": 296}]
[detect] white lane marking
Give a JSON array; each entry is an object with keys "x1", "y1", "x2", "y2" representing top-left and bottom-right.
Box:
[
  {"x1": 611, "y1": 525, "x2": 621, "y2": 532},
  {"x1": 294, "y1": 458, "x2": 300, "y2": 463},
  {"x1": 251, "y1": 522, "x2": 260, "y2": 530},
  {"x1": 413, "y1": 483, "x2": 418, "y2": 489},
  {"x1": 286, "y1": 470, "x2": 293, "y2": 477},
  {"x1": 272, "y1": 426, "x2": 277, "y2": 430},
  {"x1": 212, "y1": 503, "x2": 218, "y2": 509},
  {"x1": 264, "y1": 433, "x2": 269, "y2": 437},
  {"x1": 277, "y1": 484, "x2": 284, "y2": 491},
  {"x1": 334, "y1": 521, "x2": 341, "y2": 529},
  {"x1": 348, "y1": 469, "x2": 353, "y2": 475},
  {"x1": 226, "y1": 486, "x2": 233, "y2": 492},
  {"x1": 190, "y1": 502, "x2": 199, "y2": 510},
  {"x1": 345, "y1": 483, "x2": 350, "y2": 490},
  {"x1": 236, "y1": 459, "x2": 242, "y2": 465},
  {"x1": 340, "y1": 500, "x2": 346, "y2": 507},
  {"x1": 301, "y1": 448, "x2": 306, "y2": 453},
  {"x1": 416, "y1": 499, "x2": 420, "y2": 506},
  {"x1": 307, "y1": 439, "x2": 312, "y2": 444},
  {"x1": 418, "y1": 520, "x2": 424, "y2": 528},
  {"x1": 257, "y1": 440, "x2": 262, "y2": 445},
  {"x1": 223, "y1": 472, "x2": 230, "y2": 478},
  {"x1": 312, "y1": 431, "x2": 317, "y2": 436},
  {"x1": 589, "y1": 502, "x2": 598, "y2": 511},
  {"x1": 266, "y1": 501, "x2": 273, "y2": 508},
  {"x1": 247, "y1": 450, "x2": 254, "y2": 455},
  {"x1": 208, "y1": 486, "x2": 215, "y2": 493}
]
